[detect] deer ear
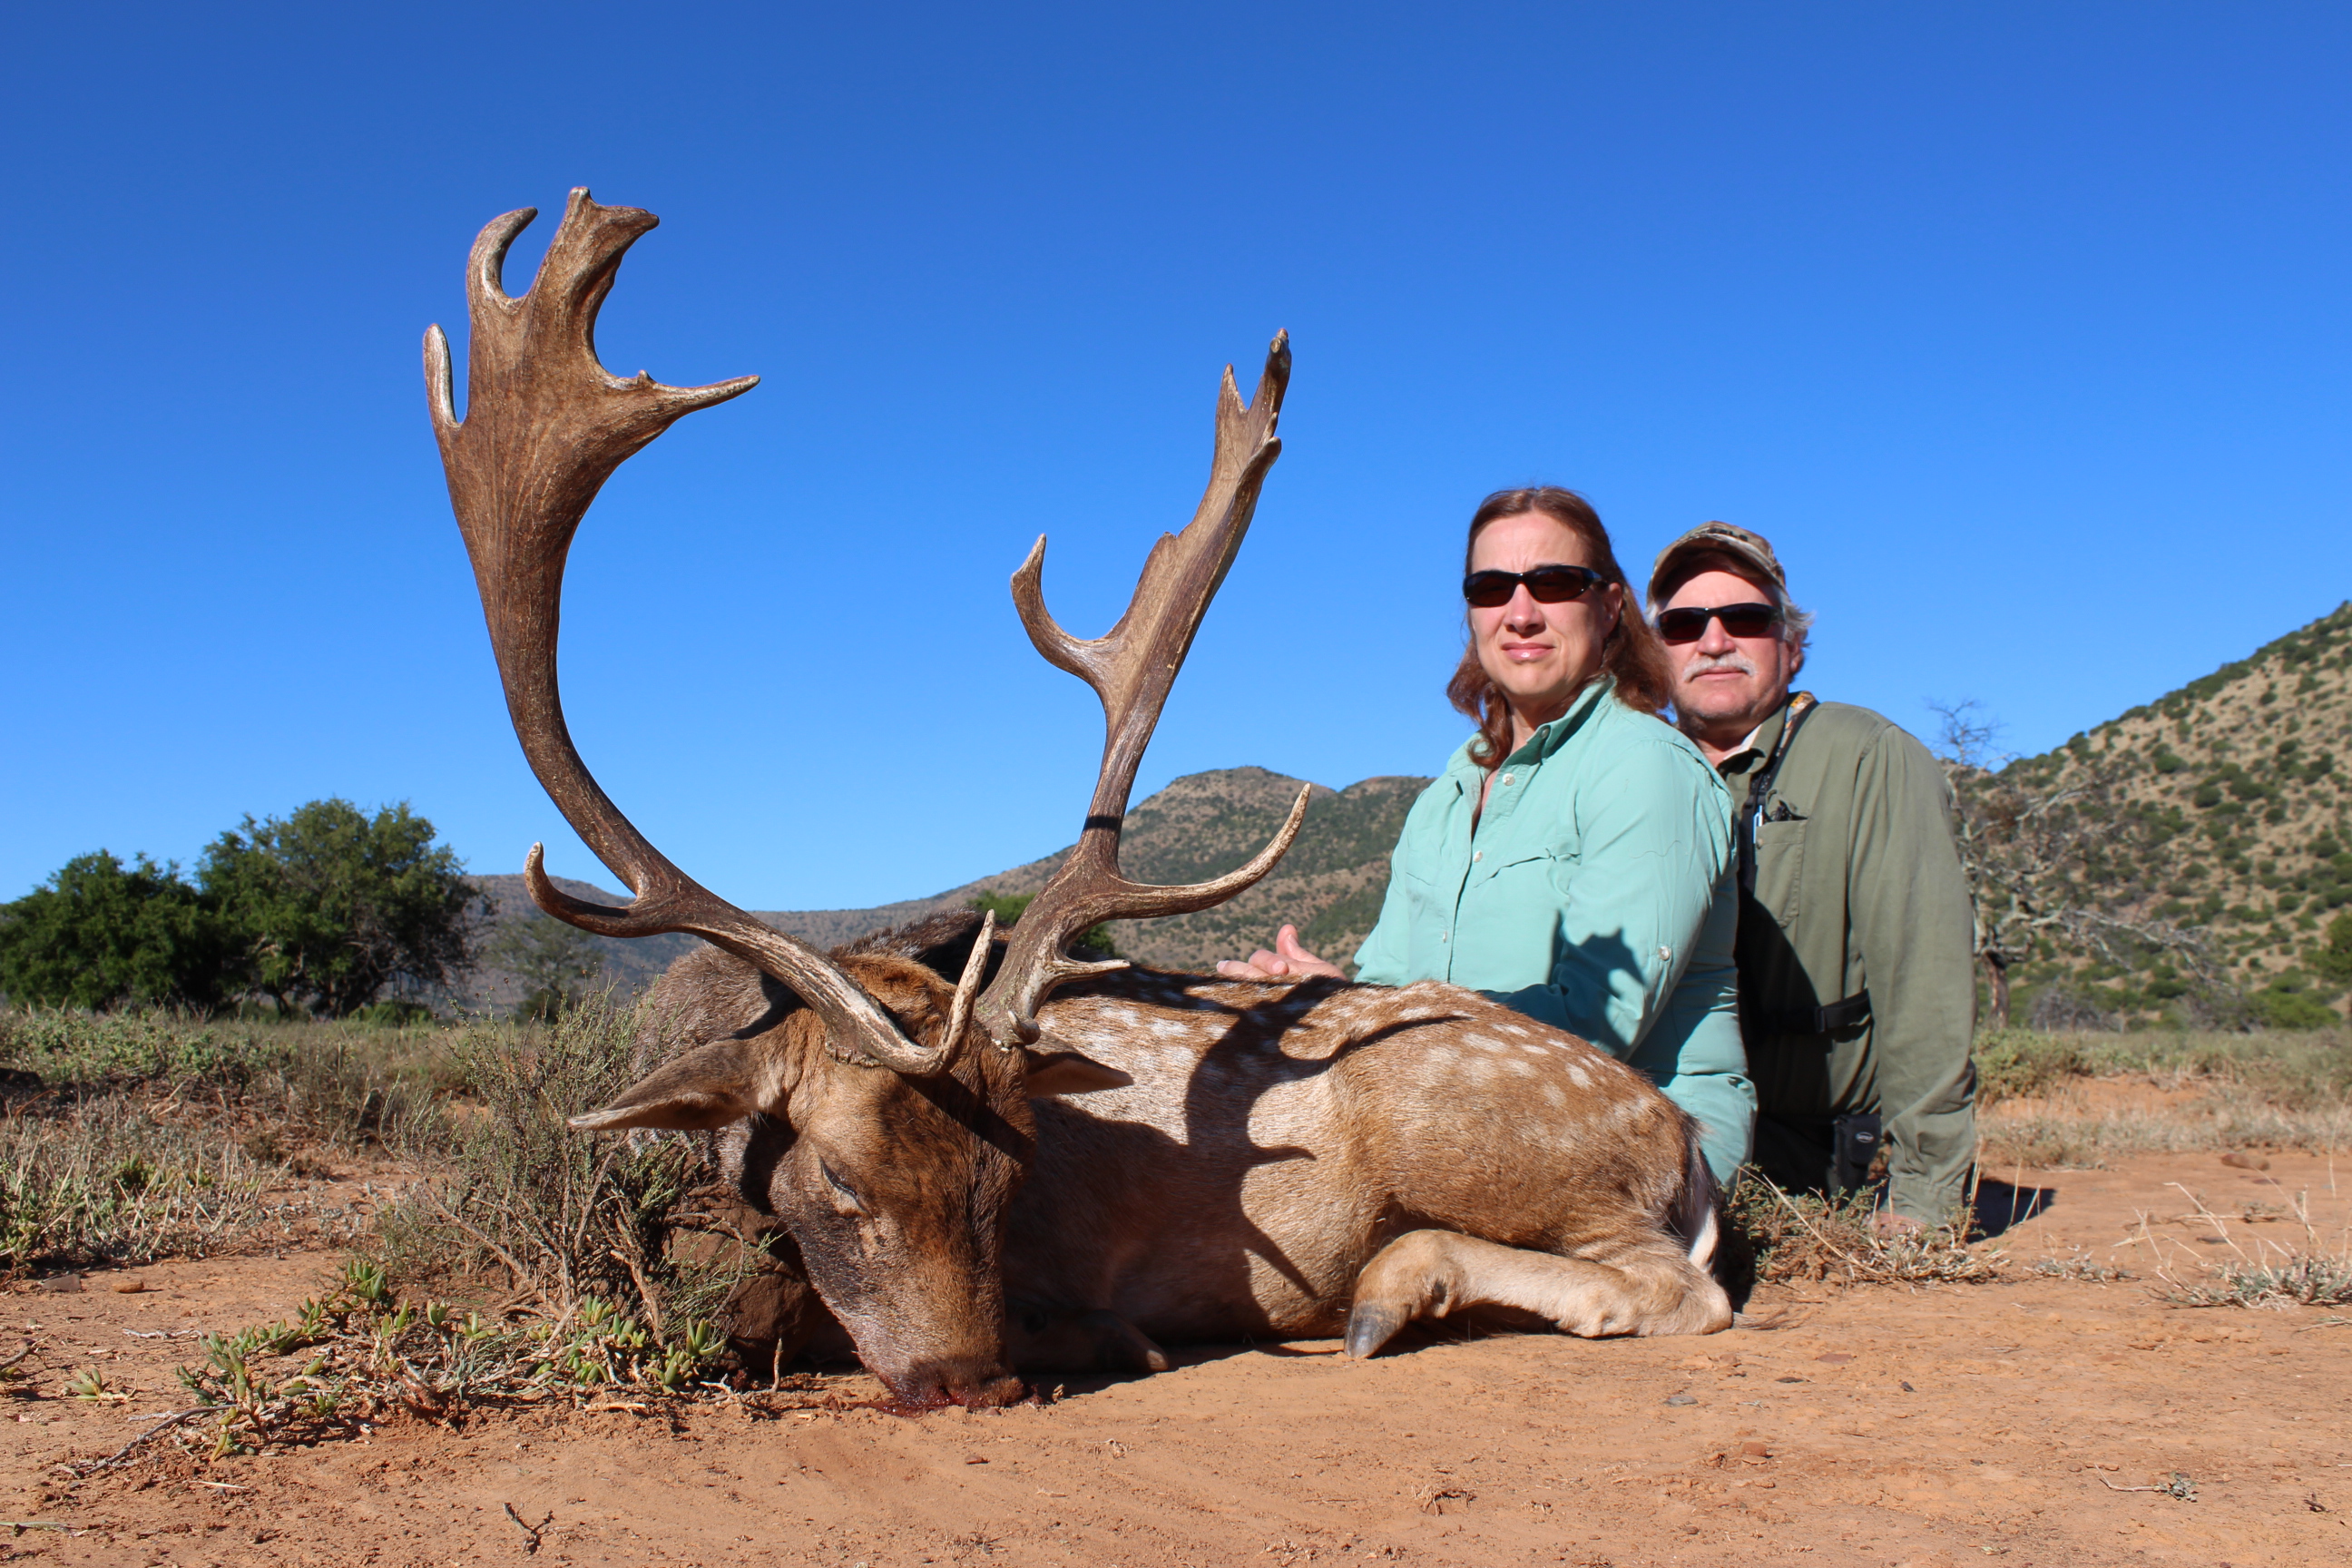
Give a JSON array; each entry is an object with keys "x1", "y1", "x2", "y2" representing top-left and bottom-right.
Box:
[
  {"x1": 571, "y1": 1041, "x2": 764, "y2": 1131},
  {"x1": 1021, "y1": 1047, "x2": 1132, "y2": 1098}
]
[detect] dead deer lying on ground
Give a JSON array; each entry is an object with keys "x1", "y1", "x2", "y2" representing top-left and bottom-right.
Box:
[{"x1": 427, "y1": 190, "x2": 1731, "y2": 1409}]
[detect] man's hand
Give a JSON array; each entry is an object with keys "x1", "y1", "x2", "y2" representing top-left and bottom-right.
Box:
[
  {"x1": 1215, "y1": 925, "x2": 1346, "y2": 982},
  {"x1": 1870, "y1": 1211, "x2": 1926, "y2": 1241}
]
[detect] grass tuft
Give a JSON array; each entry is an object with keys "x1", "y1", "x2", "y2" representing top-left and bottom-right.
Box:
[
  {"x1": 363, "y1": 993, "x2": 757, "y2": 1344},
  {"x1": 2157, "y1": 1254, "x2": 2352, "y2": 1308},
  {"x1": 68, "y1": 1258, "x2": 734, "y2": 1472},
  {"x1": 2138, "y1": 1181, "x2": 2352, "y2": 1309},
  {"x1": 1727, "y1": 1173, "x2": 2000, "y2": 1287}
]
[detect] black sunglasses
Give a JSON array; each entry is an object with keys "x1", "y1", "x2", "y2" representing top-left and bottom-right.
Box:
[
  {"x1": 1462, "y1": 564, "x2": 1607, "y2": 608},
  {"x1": 1655, "y1": 602, "x2": 1783, "y2": 643}
]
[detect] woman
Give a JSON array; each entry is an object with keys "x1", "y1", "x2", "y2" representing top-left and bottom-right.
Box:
[{"x1": 1218, "y1": 487, "x2": 1753, "y2": 1182}]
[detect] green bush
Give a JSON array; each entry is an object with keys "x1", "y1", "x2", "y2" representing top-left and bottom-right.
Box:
[
  {"x1": 2253, "y1": 985, "x2": 2340, "y2": 1031},
  {"x1": 967, "y1": 891, "x2": 1115, "y2": 960},
  {"x1": 1973, "y1": 1029, "x2": 2088, "y2": 1104},
  {"x1": 201, "y1": 799, "x2": 481, "y2": 1018},
  {"x1": 2, "y1": 799, "x2": 480, "y2": 1019},
  {"x1": 2313, "y1": 911, "x2": 2352, "y2": 985},
  {"x1": 0, "y1": 852, "x2": 232, "y2": 1011}
]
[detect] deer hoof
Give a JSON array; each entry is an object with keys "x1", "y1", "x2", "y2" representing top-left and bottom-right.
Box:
[{"x1": 1344, "y1": 1301, "x2": 1407, "y2": 1359}]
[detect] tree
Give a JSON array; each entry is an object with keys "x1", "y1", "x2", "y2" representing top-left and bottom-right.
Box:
[
  {"x1": 201, "y1": 799, "x2": 481, "y2": 1017},
  {"x1": 0, "y1": 850, "x2": 231, "y2": 1011},
  {"x1": 967, "y1": 892, "x2": 1116, "y2": 960},
  {"x1": 1931, "y1": 701, "x2": 2221, "y2": 1028},
  {"x1": 485, "y1": 913, "x2": 606, "y2": 1020}
]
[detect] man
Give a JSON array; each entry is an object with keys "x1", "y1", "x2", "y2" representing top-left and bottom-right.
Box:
[{"x1": 1649, "y1": 523, "x2": 1976, "y2": 1236}]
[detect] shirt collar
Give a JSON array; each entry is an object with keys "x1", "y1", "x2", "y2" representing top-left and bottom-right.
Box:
[
  {"x1": 1713, "y1": 699, "x2": 1792, "y2": 778},
  {"x1": 1446, "y1": 676, "x2": 1616, "y2": 781}
]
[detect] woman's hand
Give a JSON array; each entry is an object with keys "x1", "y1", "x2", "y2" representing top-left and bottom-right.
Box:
[{"x1": 1215, "y1": 925, "x2": 1346, "y2": 982}]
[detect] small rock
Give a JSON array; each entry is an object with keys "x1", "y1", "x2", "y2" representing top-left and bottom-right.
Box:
[
  {"x1": 1740, "y1": 1441, "x2": 1771, "y2": 1457},
  {"x1": 111, "y1": 1278, "x2": 148, "y2": 1295},
  {"x1": 1815, "y1": 1352, "x2": 1854, "y2": 1364},
  {"x1": 1664, "y1": 1394, "x2": 1698, "y2": 1406},
  {"x1": 2220, "y1": 1152, "x2": 2270, "y2": 1171},
  {"x1": 34, "y1": 1275, "x2": 83, "y2": 1295}
]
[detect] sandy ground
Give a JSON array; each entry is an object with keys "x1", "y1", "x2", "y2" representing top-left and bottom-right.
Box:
[{"x1": 3, "y1": 1151, "x2": 2347, "y2": 1568}]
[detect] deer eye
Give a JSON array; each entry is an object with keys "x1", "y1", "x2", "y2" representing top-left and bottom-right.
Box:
[{"x1": 818, "y1": 1160, "x2": 865, "y2": 1215}]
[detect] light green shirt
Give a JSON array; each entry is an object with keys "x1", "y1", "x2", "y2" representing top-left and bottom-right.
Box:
[{"x1": 1353, "y1": 680, "x2": 1754, "y2": 1183}]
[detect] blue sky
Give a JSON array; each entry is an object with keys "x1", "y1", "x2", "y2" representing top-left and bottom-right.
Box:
[{"x1": 5, "y1": 3, "x2": 2347, "y2": 911}]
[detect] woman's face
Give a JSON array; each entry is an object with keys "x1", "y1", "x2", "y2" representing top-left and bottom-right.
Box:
[{"x1": 1468, "y1": 512, "x2": 1622, "y2": 729}]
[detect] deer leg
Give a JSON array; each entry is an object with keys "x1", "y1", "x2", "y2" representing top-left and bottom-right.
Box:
[{"x1": 1343, "y1": 1230, "x2": 1732, "y2": 1357}]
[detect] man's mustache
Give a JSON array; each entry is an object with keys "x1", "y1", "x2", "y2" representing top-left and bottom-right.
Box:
[{"x1": 1680, "y1": 650, "x2": 1756, "y2": 679}]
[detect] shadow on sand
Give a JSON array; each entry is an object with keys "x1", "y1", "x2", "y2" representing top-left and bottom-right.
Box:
[{"x1": 1973, "y1": 1176, "x2": 2057, "y2": 1239}]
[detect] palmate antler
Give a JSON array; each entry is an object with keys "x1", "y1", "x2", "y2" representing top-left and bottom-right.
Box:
[
  {"x1": 974, "y1": 337, "x2": 1310, "y2": 1048},
  {"x1": 424, "y1": 189, "x2": 960, "y2": 1075}
]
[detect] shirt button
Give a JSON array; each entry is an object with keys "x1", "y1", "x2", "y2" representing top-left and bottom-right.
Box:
[
  {"x1": 1439, "y1": 931, "x2": 1448, "y2": 942},
  {"x1": 1472, "y1": 850, "x2": 1483, "y2": 862},
  {"x1": 1500, "y1": 774, "x2": 1514, "y2": 786}
]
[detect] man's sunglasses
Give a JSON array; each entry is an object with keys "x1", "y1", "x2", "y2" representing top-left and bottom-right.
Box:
[
  {"x1": 1462, "y1": 564, "x2": 1607, "y2": 608},
  {"x1": 1655, "y1": 603, "x2": 1783, "y2": 643}
]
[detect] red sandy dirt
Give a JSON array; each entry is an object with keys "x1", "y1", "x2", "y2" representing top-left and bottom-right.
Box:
[{"x1": 4, "y1": 1152, "x2": 2347, "y2": 1568}]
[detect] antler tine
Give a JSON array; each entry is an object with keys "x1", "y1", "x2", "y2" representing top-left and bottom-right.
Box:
[
  {"x1": 975, "y1": 333, "x2": 1309, "y2": 1049},
  {"x1": 426, "y1": 189, "x2": 947, "y2": 1078}
]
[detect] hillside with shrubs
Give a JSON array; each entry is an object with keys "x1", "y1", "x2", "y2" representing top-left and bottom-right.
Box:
[{"x1": 1955, "y1": 601, "x2": 2352, "y2": 1029}]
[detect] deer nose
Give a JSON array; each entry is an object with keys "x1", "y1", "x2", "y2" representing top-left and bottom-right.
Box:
[
  {"x1": 887, "y1": 1358, "x2": 1027, "y2": 1412},
  {"x1": 951, "y1": 1370, "x2": 1029, "y2": 1409}
]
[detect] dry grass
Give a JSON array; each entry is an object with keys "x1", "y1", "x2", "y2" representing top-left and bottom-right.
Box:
[
  {"x1": 65, "y1": 1257, "x2": 738, "y2": 1473},
  {"x1": 2135, "y1": 1181, "x2": 2352, "y2": 1309},
  {"x1": 0, "y1": 1099, "x2": 368, "y2": 1269},
  {"x1": 0, "y1": 1009, "x2": 449, "y2": 1272},
  {"x1": 2025, "y1": 1250, "x2": 2137, "y2": 1282},
  {"x1": 1726, "y1": 1173, "x2": 2000, "y2": 1287},
  {"x1": 363, "y1": 993, "x2": 756, "y2": 1341},
  {"x1": 1975, "y1": 1025, "x2": 2352, "y2": 1168}
]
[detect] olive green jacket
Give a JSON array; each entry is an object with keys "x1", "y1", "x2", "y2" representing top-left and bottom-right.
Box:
[
  {"x1": 1714, "y1": 699, "x2": 1978, "y2": 1222},
  {"x1": 1353, "y1": 680, "x2": 1753, "y2": 1183}
]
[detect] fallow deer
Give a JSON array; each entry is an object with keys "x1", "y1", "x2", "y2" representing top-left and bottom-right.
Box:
[{"x1": 427, "y1": 191, "x2": 1731, "y2": 1408}]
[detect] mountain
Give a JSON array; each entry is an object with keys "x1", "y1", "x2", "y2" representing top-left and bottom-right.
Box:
[
  {"x1": 465, "y1": 604, "x2": 2352, "y2": 1027},
  {"x1": 465, "y1": 874, "x2": 702, "y2": 1004},
  {"x1": 1985, "y1": 601, "x2": 2352, "y2": 1026},
  {"x1": 460, "y1": 767, "x2": 1428, "y2": 1002},
  {"x1": 1086, "y1": 769, "x2": 1426, "y2": 971}
]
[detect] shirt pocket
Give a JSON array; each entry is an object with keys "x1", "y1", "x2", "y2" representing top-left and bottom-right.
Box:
[
  {"x1": 1394, "y1": 862, "x2": 1449, "y2": 973},
  {"x1": 1753, "y1": 818, "x2": 1808, "y2": 926}
]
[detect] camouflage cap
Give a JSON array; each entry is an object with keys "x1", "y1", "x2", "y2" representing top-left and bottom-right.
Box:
[{"x1": 1647, "y1": 521, "x2": 1787, "y2": 610}]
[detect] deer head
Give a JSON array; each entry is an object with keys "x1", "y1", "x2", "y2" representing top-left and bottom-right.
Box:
[{"x1": 426, "y1": 189, "x2": 1300, "y2": 1406}]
